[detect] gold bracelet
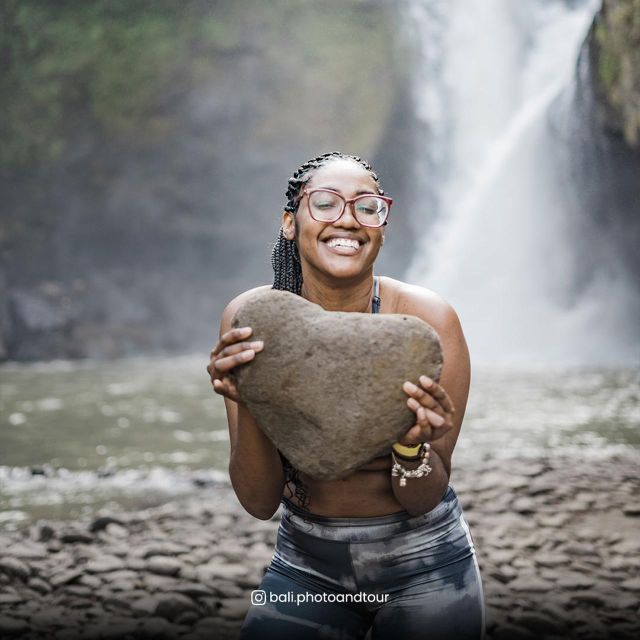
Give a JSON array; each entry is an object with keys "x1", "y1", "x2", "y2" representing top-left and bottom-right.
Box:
[{"x1": 392, "y1": 442, "x2": 422, "y2": 460}]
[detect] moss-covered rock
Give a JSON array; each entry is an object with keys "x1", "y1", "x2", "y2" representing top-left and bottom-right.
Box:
[{"x1": 590, "y1": 0, "x2": 640, "y2": 148}]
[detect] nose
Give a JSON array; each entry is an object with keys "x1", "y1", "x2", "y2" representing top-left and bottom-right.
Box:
[{"x1": 333, "y1": 201, "x2": 361, "y2": 229}]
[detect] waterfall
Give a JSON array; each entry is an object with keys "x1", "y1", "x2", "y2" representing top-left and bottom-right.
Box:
[{"x1": 401, "y1": 0, "x2": 640, "y2": 367}]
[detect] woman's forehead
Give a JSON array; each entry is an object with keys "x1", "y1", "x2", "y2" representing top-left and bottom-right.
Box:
[{"x1": 307, "y1": 158, "x2": 377, "y2": 191}]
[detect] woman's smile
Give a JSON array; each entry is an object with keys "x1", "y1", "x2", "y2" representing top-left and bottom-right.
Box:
[{"x1": 321, "y1": 233, "x2": 365, "y2": 256}]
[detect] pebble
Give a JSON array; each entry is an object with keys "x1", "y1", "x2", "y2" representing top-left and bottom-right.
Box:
[
  {"x1": 620, "y1": 578, "x2": 640, "y2": 592},
  {"x1": 0, "y1": 557, "x2": 31, "y2": 581},
  {"x1": 49, "y1": 569, "x2": 85, "y2": 587},
  {"x1": 85, "y1": 556, "x2": 125, "y2": 573},
  {"x1": 146, "y1": 556, "x2": 182, "y2": 577},
  {"x1": 0, "y1": 616, "x2": 28, "y2": 635},
  {"x1": 59, "y1": 529, "x2": 94, "y2": 544},
  {"x1": 155, "y1": 593, "x2": 199, "y2": 620}
]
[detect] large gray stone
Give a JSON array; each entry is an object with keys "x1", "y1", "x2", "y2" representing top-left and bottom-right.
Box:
[{"x1": 232, "y1": 289, "x2": 442, "y2": 480}]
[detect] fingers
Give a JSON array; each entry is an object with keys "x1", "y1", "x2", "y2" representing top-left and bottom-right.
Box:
[
  {"x1": 398, "y1": 420, "x2": 451, "y2": 446},
  {"x1": 418, "y1": 375, "x2": 455, "y2": 414},
  {"x1": 211, "y1": 327, "x2": 253, "y2": 356},
  {"x1": 213, "y1": 377, "x2": 240, "y2": 402},
  {"x1": 212, "y1": 349, "x2": 256, "y2": 376},
  {"x1": 402, "y1": 377, "x2": 456, "y2": 416}
]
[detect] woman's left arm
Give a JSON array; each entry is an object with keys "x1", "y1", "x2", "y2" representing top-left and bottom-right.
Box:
[{"x1": 391, "y1": 289, "x2": 471, "y2": 516}]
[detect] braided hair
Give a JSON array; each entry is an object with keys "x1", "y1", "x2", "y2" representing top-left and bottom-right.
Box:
[{"x1": 272, "y1": 151, "x2": 384, "y2": 510}]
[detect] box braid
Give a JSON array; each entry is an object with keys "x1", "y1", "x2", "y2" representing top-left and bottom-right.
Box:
[{"x1": 272, "y1": 151, "x2": 384, "y2": 510}]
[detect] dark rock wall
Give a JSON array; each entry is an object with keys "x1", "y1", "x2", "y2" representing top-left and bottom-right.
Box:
[
  {"x1": 589, "y1": 0, "x2": 640, "y2": 148},
  {"x1": 0, "y1": 0, "x2": 418, "y2": 360}
]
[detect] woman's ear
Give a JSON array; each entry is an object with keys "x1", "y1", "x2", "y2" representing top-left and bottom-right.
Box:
[{"x1": 281, "y1": 211, "x2": 295, "y2": 240}]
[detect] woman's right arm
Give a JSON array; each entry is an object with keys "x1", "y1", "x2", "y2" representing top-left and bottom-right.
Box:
[{"x1": 207, "y1": 293, "x2": 285, "y2": 520}]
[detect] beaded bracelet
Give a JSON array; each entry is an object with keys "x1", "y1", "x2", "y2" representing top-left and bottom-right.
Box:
[{"x1": 391, "y1": 443, "x2": 432, "y2": 487}]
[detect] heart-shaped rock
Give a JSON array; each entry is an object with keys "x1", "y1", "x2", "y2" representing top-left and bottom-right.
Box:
[{"x1": 231, "y1": 289, "x2": 443, "y2": 480}]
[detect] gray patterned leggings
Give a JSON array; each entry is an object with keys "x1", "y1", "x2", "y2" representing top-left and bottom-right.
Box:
[{"x1": 241, "y1": 485, "x2": 486, "y2": 640}]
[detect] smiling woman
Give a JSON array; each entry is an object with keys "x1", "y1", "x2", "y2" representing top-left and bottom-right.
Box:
[{"x1": 207, "y1": 152, "x2": 485, "y2": 639}]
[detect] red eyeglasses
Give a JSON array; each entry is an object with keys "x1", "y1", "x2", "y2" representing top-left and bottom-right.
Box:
[{"x1": 302, "y1": 189, "x2": 392, "y2": 228}]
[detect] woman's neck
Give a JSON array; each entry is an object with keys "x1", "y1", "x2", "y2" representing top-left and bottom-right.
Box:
[{"x1": 301, "y1": 273, "x2": 375, "y2": 313}]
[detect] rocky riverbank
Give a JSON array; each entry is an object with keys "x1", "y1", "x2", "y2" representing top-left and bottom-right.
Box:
[{"x1": 1, "y1": 454, "x2": 639, "y2": 640}]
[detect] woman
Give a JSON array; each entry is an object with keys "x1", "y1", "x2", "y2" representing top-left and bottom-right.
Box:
[{"x1": 207, "y1": 152, "x2": 485, "y2": 639}]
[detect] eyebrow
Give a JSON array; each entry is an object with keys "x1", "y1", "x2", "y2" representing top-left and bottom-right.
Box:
[{"x1": 319, "y1": 186, "x2": 377, "y2": 196}]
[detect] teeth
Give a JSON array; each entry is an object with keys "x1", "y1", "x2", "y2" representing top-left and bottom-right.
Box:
[{"x1": 327, "y1": 238, "x2": 360, "y2": 249}]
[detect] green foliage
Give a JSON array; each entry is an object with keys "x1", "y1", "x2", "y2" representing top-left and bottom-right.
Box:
[
  {"x1": 0, "y1": 0, "x2": 397, "y2": 168},
  {"x1": 594, "y1": 0, "x2": 640, "y2": 147},
  {"x1": 0, "y1": 0, "x2": 218, "y2": 166}
]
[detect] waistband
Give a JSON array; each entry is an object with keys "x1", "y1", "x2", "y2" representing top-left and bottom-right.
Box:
[{"x1": 280, "y1": 484, "x2": 460, "y2": 543}]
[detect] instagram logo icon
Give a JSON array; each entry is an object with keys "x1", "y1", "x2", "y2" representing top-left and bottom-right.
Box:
[{"x1": 251, "y1": 590, "x2": 267, "y2": 606}]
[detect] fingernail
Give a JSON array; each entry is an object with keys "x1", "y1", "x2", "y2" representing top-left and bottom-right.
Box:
[
  {"x1": 403, "y1": 381, "x2": 418, "y2": 393},
  {"x1": 433, "y1": 415, "x2": 445, "y2": 426},
  {"x1": 250, "y1": 341, "x2": 264, "y2": 350},
  {"x1": 242, "y1": 349, "x2": 255, "y2": 360},
  {"x1": 407, "y1": 398, "x2": 419, "y2": 410},
  {"x1": 420, "y1": 376, "x2": 433, "y2": 386}
]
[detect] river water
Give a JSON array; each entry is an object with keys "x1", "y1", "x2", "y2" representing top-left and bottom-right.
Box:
[{"x1": 1, "y1": 356, "x2": 638, "y2": 528}]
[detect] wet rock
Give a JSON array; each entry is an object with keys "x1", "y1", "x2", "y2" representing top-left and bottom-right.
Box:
[
  {"x1": 132, "y1": 595, "x2": 160, "y2": 615},
  {"x1": 232, "y1": 289, "x2": 443, "y2": 480},
  {"x1": 218, "y1": 597, "x2": 249, "y2": 620},
  {"x1": 556, "y1": 572, "x2": 596, "y2": 589},
  {"x1": 155, "y1": 593, "x2": 199, "y2": 620},
  {"x1": 137, "y1": 542, "x2": 191, "y2": 558},
  {"x1": 489, "y1": 623, "x2": 535, "y2": 639},
  {"x1": 514, "y1": 613, "x2": 565, "y2": 635},
  {"x1": 620, "y1": 578, "x2": 640, "y2": 591},
  {"x1": 508, "y1": 576, "x2": 555, "y2": 592},
  {"x1": 0, "y1": 557, "x2": 30, "y2": 581},
  {"x1": 137, "y1": 616, "x2": 182, "y2": 639},
  {"x1": 85, "y1": 556, "x2": 125, "y2": 573},
  {"x1": 7, "y1": 542, "x2": 48, "y2": 560},
  {"x1": 49, "y1": 569, "x2": 84, "y2": 587},
  {"x1": 622, "y1": 504, "x2": 640, "y2": 516},
  {"x1": 0, "y1": 616, "x2": 28, "y2": 636},
  {"x1": 512, "y1": 498, "x2": 537, "y2": 515},
  {"x1": 146, "y1": 556, "x2": 182, "y2": 576},
  {"x1": 89, "y1": 515, "x2": 125, "y2": 533},
  {"x1": 534, "y1": 552, "x2": 570, "y2": 567},
  {"x1": 59, "y1": 529, "x2": 94, "y2": 544},
  {"x1": 0, "y1": 593, "x2": 24, "y2": 604},
  {"x1": 34, "y1": 522, "x2": 56, "y2": 542},
  {"x1": 28, "y1": 577, "x2": 52, "y2": 594}
]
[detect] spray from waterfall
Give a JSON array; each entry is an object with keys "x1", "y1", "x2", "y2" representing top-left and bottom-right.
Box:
[{"x1": 402, "y1": 0, "x2": 639, "y2": 366}]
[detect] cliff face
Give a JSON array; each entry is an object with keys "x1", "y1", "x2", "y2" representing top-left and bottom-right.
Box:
[
  {"x1": 590, "y1": 0, "x2": 640, "y2": 148},
  {"x1": 0, "y1": 0, "x2": 417, "y2": 360}
]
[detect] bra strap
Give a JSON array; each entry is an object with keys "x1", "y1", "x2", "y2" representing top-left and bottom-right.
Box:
[{"x1": 372, "y1": 276, "x2": 381, "y2": 314}]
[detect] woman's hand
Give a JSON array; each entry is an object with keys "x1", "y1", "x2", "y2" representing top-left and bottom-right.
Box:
[
  {"x1": 399, "y1": 375, "x2": 455, "y2": 445},
  {"x1": 207, "y1": 326, "x2": 263, "y2": 402}
]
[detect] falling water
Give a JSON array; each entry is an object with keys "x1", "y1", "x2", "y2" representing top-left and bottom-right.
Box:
[{"x1": 402, "y1": 0, "x2": 640, "y2": 367}]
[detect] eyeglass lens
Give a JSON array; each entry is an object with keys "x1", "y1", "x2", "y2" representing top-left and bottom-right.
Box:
[{"x1": 308, "y1": 191, "x2": 388, "y2": 226}]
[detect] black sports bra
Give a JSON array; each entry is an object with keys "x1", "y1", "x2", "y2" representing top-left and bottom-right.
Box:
[{"x1": 372, "y1": 276, "x2": 380, "y2": 314}]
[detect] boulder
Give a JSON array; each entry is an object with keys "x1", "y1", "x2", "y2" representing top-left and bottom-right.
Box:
[{"x1": 232, "y1": 289, "x2": 442, "y2": 480}]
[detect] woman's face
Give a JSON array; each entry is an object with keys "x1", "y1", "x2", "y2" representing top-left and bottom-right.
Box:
[{"x1": 282, "y1": 159, "x2": 385, "y2": 283}]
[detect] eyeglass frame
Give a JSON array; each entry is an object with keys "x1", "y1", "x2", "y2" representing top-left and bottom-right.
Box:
[{"x1": 301, "y1": 188, "x2": 392, "y2": 228}]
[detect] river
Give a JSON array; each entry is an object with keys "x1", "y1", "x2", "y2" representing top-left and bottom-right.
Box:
[{"x1": 1, "y1": 356, "x2": 638, "y2": 528}]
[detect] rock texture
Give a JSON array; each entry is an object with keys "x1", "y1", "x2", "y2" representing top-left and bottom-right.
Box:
[
  {"x1": 232, "y1": 289, "x2": 443, "y2": 480},
  {"x1": 590, "y1": 0, "x2": 640, "y2": 148}
]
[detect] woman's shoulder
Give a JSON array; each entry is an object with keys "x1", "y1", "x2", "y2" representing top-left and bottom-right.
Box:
[
  {"x1": 380, "y1": 276, "x2": 461, "y2": 334},
  {"x1": 219, "y1": 285, "x2": 272, "y2": 333}
]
